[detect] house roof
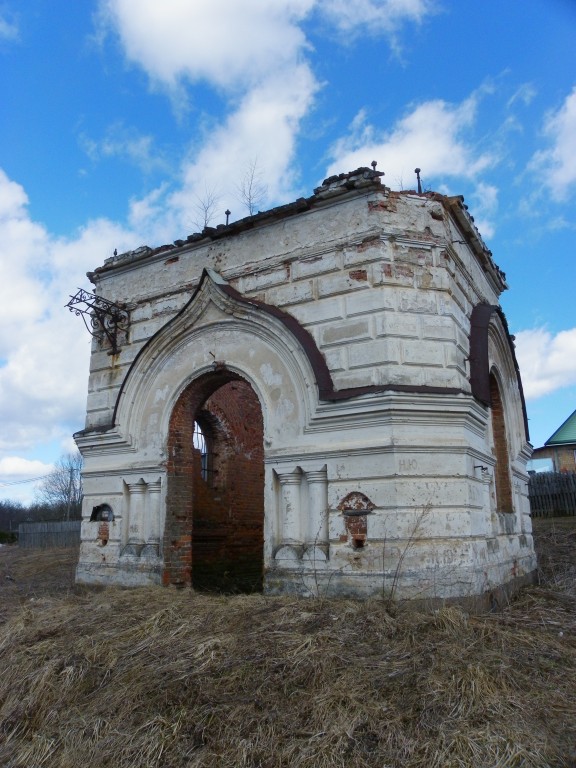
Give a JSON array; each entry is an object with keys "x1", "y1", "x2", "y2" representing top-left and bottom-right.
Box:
[{"x1": 545, "y1": 408, "x2": 576, "y2": 446}]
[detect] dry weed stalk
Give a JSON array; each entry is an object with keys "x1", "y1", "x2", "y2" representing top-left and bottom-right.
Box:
[
  {"x1": 383, "y1": 503, "x2": 431, "y2": 607},
  {"x1": 0, "y1": 520, "x2": 574, "y2": 767}
]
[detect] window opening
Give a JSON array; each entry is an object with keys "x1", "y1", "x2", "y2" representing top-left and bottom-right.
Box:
[
  {"x1": 193, "y1": 421, "x2": 211, "y2": 483},
  {"x1": 90, "y1": 503, "x2": 114, "y2": 522}
]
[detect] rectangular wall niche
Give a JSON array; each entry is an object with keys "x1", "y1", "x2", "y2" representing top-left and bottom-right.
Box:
[
  {"x1": 121, "y1": 478, "x2": 162, "y2": 560},
  {"x1": 273, "y1": 466, "x2": 328, "y2": 565}
]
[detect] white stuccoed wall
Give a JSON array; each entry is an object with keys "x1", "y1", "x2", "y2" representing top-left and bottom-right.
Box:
[{"x1": 75, "y1": 168, "x2": 535, "y2": 606}]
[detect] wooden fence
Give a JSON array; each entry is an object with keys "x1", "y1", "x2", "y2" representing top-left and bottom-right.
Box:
[
  {"x1": 18, "y1": 521, "x2": 81, "y2": 549},
  {"x1": 528, "y1": 472, "x2": 576, "y2": 518}
]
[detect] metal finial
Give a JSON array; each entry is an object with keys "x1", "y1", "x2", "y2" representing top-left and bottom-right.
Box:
[
  {"x1": 371, "y1": 160, "x2": 377, "y2": 171},
  {"x1": 414, "y1": 168, "x2": 422, "y2": 194},
  {"x1": 225, "y1": 209, "x2": 231, "y2": 226}
]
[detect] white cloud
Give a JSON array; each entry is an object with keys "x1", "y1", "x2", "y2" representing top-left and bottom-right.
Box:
[
  {"x1": 96, "y1": 0, "x2": 438, "y2": 229},
  {"x1": 98, "y1": 0, "x2": 314, "y2": 90},
  {"x1": 96, "y1": 0, "x2": 322, "y2": 226},
  {"x1": 0, "y1": 457, "x2": 53, "y2": 506},
  {"x1": 515, "y1": 326, "x2": 576, "y2": 399},
  {"x1": 0, "y1": 11, "x2": 18, "y2": 41},
  {"x1": 80, "y1": 123, "x2": 169, "y2": 175},
  {"x1": 168, "y1": 65, "x2": 320, "y2": 226},
  {"x1": 468, "y1": 182, "x2": 498, "y2": 239},
  {"x1": 0, "y1": 168, "x2": 136, "y2": 458},
  {"x1": 506, "y1": 82, "x2": 536, "y2": 109},
  {"x1": 98, "y1": 0, "x2": 436, "y2": 88},
  {"x1": 0, "y1": 457, "x2": 52, "y2": 478},
  {"x1": 0, "y1": 172, "x2": 52, "y2": 352},
  {"x1": 127, "y1": 183, "x2": 173, "y2": 236},
  {"x1": 529, "y1": 86, "x2": 576, "y2": 201},
  {"x1": 326, "y1": 95, "x2": 497, "y2": 188},
  {"x1": 318, "y1": 0, "x2": 436, "y2": 37}
]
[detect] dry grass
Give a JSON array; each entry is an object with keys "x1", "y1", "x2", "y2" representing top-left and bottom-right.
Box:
[{"x1": 1, "y1": 519, "x2": 575, "y2": 768}]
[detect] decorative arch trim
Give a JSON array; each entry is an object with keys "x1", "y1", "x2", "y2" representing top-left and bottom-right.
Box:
[
  {"x1": 217, "y1": 279, "x2": 465, "y2": 401},
  {"x1": 110, "y1": 268, "x2": 337, "y2": 426},
  {"x1": 107, "y1": 269, "x2": 469, "y2": 433},
  {"x1": 469, "y1": 303, "x2": 529, "y2": 440}
]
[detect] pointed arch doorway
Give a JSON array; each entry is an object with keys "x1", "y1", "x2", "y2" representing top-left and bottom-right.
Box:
[{"x1": 163, "y1": 371, "x2": 265, "y2": 592}]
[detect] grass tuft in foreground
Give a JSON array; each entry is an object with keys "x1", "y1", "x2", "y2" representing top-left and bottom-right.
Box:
[{"x1": 0, "y1": 518, "x2": 575, "y2": 767}]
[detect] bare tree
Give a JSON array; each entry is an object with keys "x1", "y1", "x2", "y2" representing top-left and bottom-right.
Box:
[
  {"x1": 0, "y1": 499, "x2": 26, "y2": 538},
  {"x1": 191, "y1": 185, "x2": 221, "y2": 231},
  {"x1": 236, "y1": 158, "x2": 268, "y2": 216},
  {"x1": 35, "y1": 452, "x2": 83, "y2": 520}
]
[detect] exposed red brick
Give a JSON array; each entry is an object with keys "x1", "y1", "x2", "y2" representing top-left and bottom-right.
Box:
[
  {"x1": 490, "y1": 373, "x2": 513, "y2": 513},
  {"x1": 349, "y1": 269, "x2": 368, "y2": 281},
  {"x1": 164, "y1": 372, "x2": 264, "y2": 591}
]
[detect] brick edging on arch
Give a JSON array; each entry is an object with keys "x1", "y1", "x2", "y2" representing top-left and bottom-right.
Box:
[{"x1": 469, "y1": 303, "x2": 529, "y2": 441}]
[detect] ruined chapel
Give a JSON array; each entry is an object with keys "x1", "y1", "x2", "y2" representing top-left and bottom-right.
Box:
[{"x1": 73, "y1": 167, "x2": 536, "y2": 605}]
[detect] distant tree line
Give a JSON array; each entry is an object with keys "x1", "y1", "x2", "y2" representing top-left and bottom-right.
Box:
[{"x1": 0, "y1": 453, "x2": 83, "y2": 541}]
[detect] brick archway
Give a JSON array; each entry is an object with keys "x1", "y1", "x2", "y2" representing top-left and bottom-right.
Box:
[{"x1": 163, "y1": 371, "x2": 264, "y2": 591}]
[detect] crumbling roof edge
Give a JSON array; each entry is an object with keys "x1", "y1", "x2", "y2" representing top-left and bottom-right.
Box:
[
  {"x1": 88, "y1": 167, "x2": 387, "y2": 281},
  {"x1": 441, "y1": 194, "x2": 508, "y2": 293}
]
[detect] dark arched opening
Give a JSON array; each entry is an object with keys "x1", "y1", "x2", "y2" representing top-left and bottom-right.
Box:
[
  {"x1": 489, "y1": 372, "x2": 513, "y2": 513},
  {"x1": 164, "y1": 371, "x2": 265, "y2": 592}
]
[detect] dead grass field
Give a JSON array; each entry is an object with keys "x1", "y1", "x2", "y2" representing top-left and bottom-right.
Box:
[{"x1": 1, "y1": 518, "x2": 575, "y2": 768}]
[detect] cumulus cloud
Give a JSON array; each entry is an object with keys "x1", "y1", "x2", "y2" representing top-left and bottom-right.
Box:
[
  {"x1": 94, "y1": 0, "x2": 440, "y2": 227},
  {"x1": 514, "y1": 326, "x2": 576, "y2": 399},
  {"x1": 528, "y1": 86, "x2": 576, "y2": 201},
  {"x1": 0, "y1": 172, "x2": 51, "y2": 352},
  {"x1": 96, "y1": 0, "x2": 323, "y2": 222},
  {"x1": 0, "y1": 169, "x2": 135, "y2": 462},
  {"x1": 98, "y1": 0, "x2": 314, "y2": 90},
  {"x1": 168, "y1": 64, "x2": 320, "y2": 226},
  {"x1": 326, "y1": 95, "x2": 497, "y2": 188}
]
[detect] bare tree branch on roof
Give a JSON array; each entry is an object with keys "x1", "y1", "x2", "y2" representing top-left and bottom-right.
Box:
[
  {"x1": 191, "y1": 185, "x2": 221, "y2": 232},
  {"x1": 237, "y1": 158, "x2": 268, "y2": 216}
]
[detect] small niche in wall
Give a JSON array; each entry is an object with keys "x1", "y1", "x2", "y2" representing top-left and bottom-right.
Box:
[
  {"x1": 91, "y1": 504, "x2": 113, "y2": 547},
  {"x1": 338, "y1": 492, "x2": 375, "y2": 549},
  {"x1": 91, "y1": 504, "x2": 114, "y2": 522}
]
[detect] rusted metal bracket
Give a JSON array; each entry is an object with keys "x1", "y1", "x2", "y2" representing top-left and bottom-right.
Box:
[{"x1": 66, "y1": 288, "x2": 130, "y2": 355}]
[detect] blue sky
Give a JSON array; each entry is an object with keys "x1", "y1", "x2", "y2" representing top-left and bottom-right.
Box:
[{"x1": 1, "y1": 0, "x2": 575, "y2": 502}]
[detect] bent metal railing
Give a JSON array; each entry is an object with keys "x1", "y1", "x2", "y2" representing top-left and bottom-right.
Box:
[{"x1": 66, "y1": 288, "x2": 130, "y2": 355}]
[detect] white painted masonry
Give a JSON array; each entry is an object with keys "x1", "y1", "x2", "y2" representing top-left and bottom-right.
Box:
[{"x1": 75, "y1": 168, "x2": 536, "y2": 605}]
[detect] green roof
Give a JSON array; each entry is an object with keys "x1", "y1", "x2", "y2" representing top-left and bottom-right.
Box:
[{"x1": 545, "y1": 408, "x2": 576, "y2": 446}]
